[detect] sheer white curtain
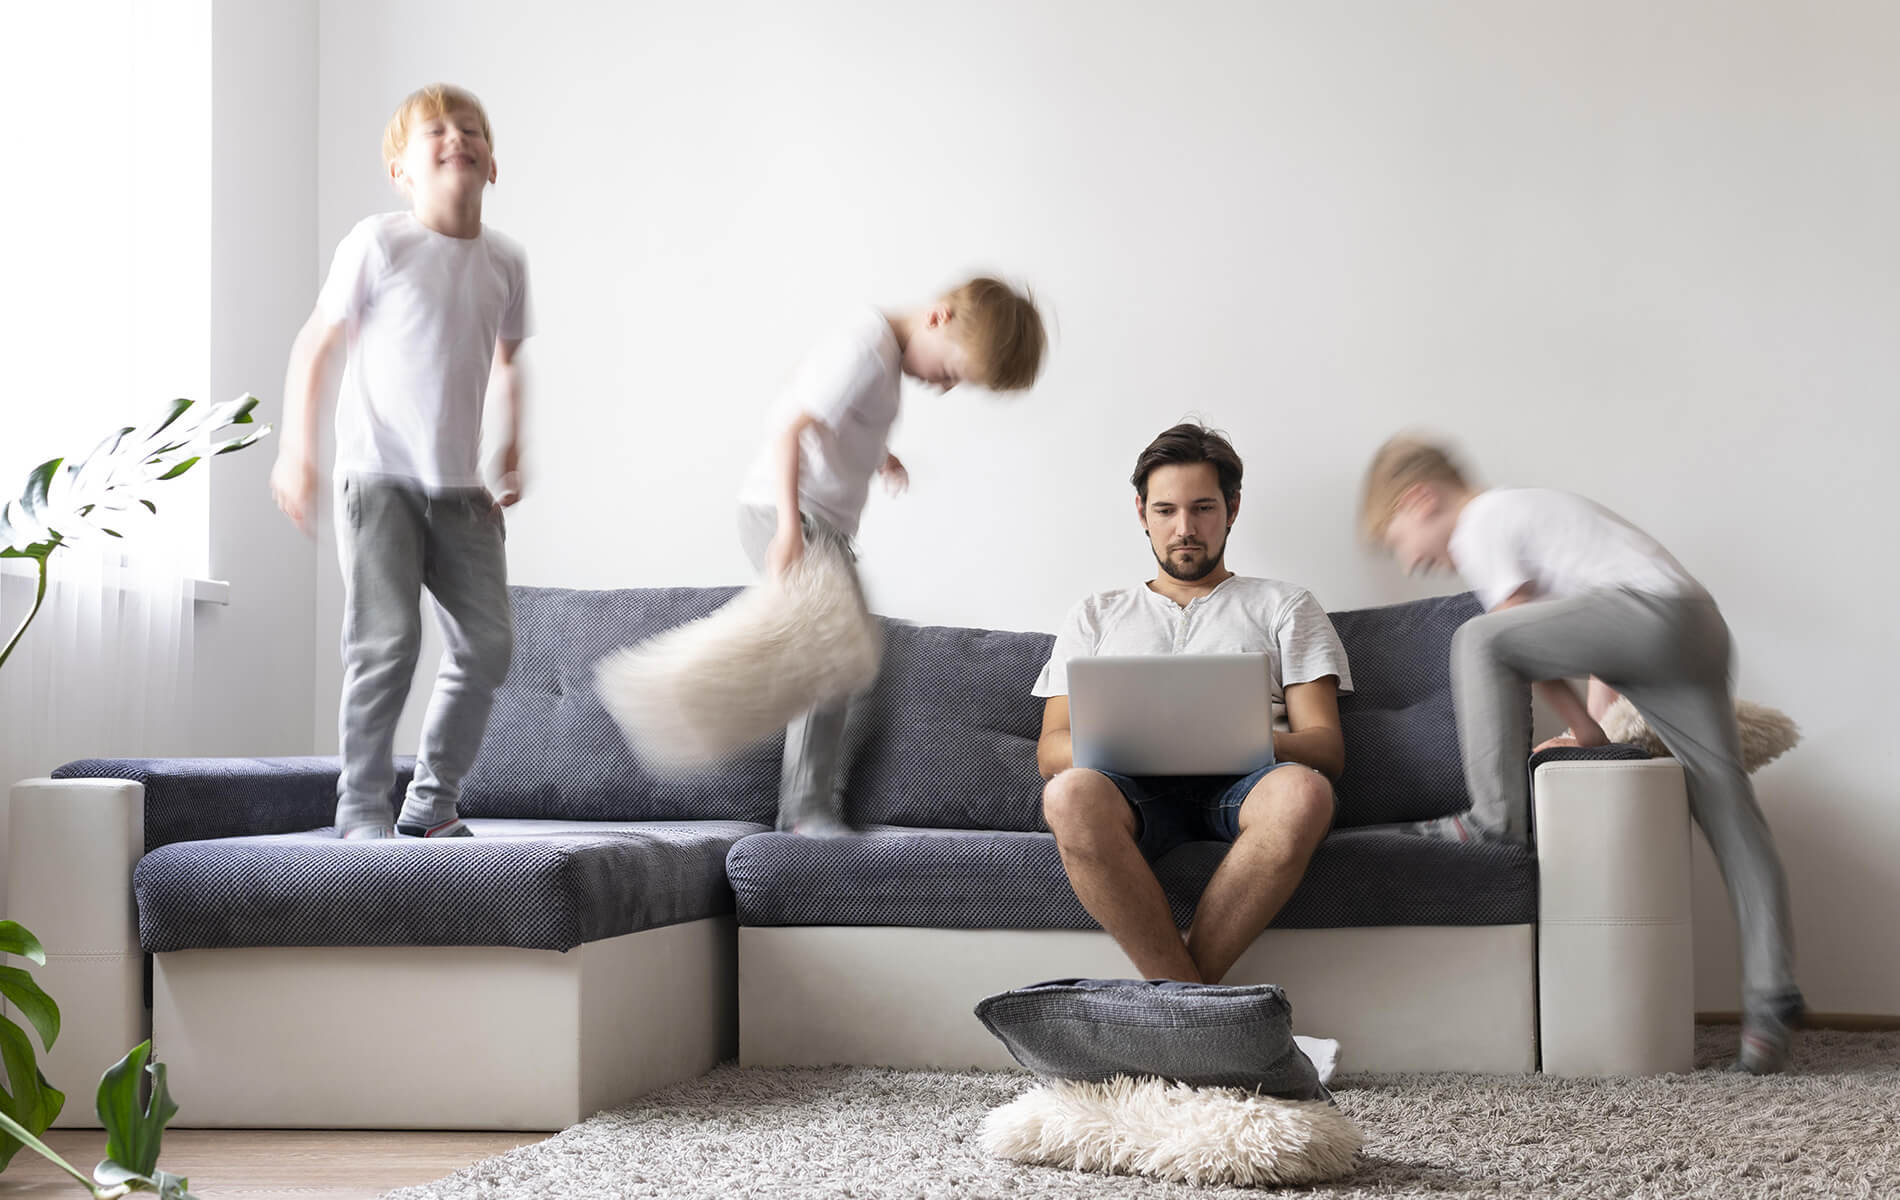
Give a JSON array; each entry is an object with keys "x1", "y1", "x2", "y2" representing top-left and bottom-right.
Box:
[
  {"x1": 1, "y1": 551, "x2": 196, "y2": 789},
  {"x1": 1, "y1": 0, "x2": 209, "y2": 901}
]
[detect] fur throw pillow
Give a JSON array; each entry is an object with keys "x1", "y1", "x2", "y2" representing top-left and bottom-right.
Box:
[
  {"x1": 594, "y1": 536, "x2": 882, "y2": 771},
  {"x1": 1598, "y1": 695, "x2": 1801, "y2": 773},
  {"x1": 980, "y1": 1075, "x2": 1362, "y2": 1187}
]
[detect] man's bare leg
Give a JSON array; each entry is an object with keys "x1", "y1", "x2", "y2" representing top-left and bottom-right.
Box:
[
  {"x1": 1186, "y1": 766, "x2": 1335, "y2": 983},
  {"x1": 1043, "y1": 767, "x2": 1201, "y2": 982}
]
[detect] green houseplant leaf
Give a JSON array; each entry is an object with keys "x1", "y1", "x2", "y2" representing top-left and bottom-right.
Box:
[
  {"x1": 97, "y1": 1042, "x2": 183, "y2": 1184},
  {"x1": 1, "y1": 395, "x2": 271, "y2": 676},
  {"x1": 0, "y1": 1031, "x2": 198, "y2": 1197},
  {"x1": 0, "y1": 920, "x2": 64, "y2": 1170},
  {"x1": 0, "y1": 1017, "x2": 66, "y2": 1170},
  {"x1": 0, "y1": 921, "x2": 48, "y2": 964},
  {"x1": 0, "y1": 967, "x2": 60, "y2": 1051}
]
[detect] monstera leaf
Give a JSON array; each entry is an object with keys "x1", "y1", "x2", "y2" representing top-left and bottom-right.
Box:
[
  {"x1": 0, "y1": 394, "x2": 269, "y2": 673},
  {"x1": 0, "y1": 1030, "x2": 196, "y2": 1197},
  {"x1": 92, "y1": 1043, "x2": 195, "y2": 1200},
  {"x1": 0, "y1": 920, "x2": 64, "y2": 1172}
]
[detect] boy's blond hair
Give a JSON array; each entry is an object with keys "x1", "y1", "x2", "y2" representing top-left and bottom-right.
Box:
[
  {"x1": 383, "y1": 83, "x2": 493, "y2": 167},
  {"x1": 1360, "y1": 434, "x2": 1470, "y2": 540},
  {"x1": 944, "y1": 277, "x2": 1046, "y2": 392}
]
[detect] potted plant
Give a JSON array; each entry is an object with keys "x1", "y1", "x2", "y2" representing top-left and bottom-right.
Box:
[{"x1": 1, "y1": 394, "x2": 271, "y2": 1196}]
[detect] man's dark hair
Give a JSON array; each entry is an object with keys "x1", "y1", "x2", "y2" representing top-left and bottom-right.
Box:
[{"x1": 1130, "y1": 422, "x2": 1243, "y2": 511}]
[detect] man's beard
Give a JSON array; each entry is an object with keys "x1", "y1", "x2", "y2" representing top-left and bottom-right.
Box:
[{"x1": 1154, "y1": 537, "x2": 1226, "y2": 582}]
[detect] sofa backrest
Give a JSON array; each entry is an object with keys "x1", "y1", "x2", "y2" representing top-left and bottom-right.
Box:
[
  {"x1": 1328, "y1": 591, "x2": 1483, "y2": 826},
  {"x1": 840, "y1": 620, "x2": 1054, "y2": 830},
  {"x1": 470, "y1": 585, "x2": 1482, "y2": 830},
  {"x1": 462, "y1": 586, "x2": 780, "y2": 823},
  {"x1": 841, "y1": 592, "x2": 1483, "y2": 830}
]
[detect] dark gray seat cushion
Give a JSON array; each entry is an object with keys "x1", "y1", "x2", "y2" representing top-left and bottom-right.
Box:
[
  {"x1": 975, "y1": 978, "x2": 1327, "y2": 1099},
  {"x1": 726, "y1": 825, "x2": 1537, "y2": 929},
  {"x1": 133, "y1": 819, "x2": 768, "y2": 952}
]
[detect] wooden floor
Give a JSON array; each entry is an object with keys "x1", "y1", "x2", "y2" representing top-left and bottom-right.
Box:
[{"x1": 0, "y1": 1129, "x2": 547, "y2": 1200}]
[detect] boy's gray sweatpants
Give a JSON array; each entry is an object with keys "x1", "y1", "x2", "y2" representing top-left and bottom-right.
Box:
[
  {"x1": 1451, "y1": 587, "x2": 1798, "y2": 1016},
  {"x1": 335, "y1": 475, "x2": 513, "y2": 836},
  {"x1": 736, "y1": 504, "x2": 861, "y2": 831}
]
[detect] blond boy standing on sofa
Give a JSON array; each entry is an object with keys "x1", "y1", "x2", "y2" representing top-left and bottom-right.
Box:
[{"x1": 272, "y1": 83, "x2": 532, "y2": 841}]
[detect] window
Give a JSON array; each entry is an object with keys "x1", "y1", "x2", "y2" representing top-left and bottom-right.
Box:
[{"x1": 0, "y1": 0, "x2": 210, "y2": 576}]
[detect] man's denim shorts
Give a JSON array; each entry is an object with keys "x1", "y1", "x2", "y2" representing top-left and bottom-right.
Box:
[{"x1": 1098, "y1": 761, "x2": 1306, "y2": 860}]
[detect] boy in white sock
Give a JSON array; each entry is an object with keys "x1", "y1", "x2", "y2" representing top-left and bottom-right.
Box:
[
  {"x1": 1361, "y1": 435, "x2": 1803, "y2": 1073},
  {"x1": 735, "y1": 279, "x2": 1046, "y2": 834},
  {"x1": 271, "y1": 83, "x2": 532, "y2": 840}
]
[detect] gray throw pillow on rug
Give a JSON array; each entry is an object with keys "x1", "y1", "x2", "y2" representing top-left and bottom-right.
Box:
[{"x1": 974, "y1": 978, "x2": 1328, "y2": 1101}]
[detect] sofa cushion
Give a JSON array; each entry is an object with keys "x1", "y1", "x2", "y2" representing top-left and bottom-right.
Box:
[
  {"x1": 838, "y1": 621, "x2": 1054, "y2": 831},
  {"x1": 463, "y1": 587, "x2": 781, "y2": 823},
  {"x1": 133, "y1": 819, "x2": 769, "y2": 953},
  {"x1": 1329, "y1": 591, "x2": 1486, "y2": 826},
  {"x1": 974, "y1": 978, "x2": 1327, "y2": 1099},
  {"x1": 726, "y1": 826, "x2": 1537, "y2": 929},
  {"x1": 838, "y1": 592, "x2": 1491, "y2": 832},
  {"x1": 52, "y1": 756, "x2": 410, "y2": 853}
]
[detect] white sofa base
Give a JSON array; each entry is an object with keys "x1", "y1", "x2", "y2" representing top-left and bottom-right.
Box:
[
  {"x1": 740, "y1": 924, "x2": 1539, "y2": 1075},
  {"x1": 1534, "y1": 758, "x2": 1695, "y2": 1076},
  {"x1": 153, "y1": 916, "x2": 737, "y2": 1130},
  {"x1": 5, "y1": 779, "x2": 147, "y2": 1128}
]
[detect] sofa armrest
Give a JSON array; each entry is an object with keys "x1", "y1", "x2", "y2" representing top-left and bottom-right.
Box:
[
  {"x1": 7, "y1": 778, "x2": 145, "y2": 1127},
  {"x1": 50, "y1": 756, "x2": 413, "y2": 851},
  {"x1": 1533, "y1": 757, "x2": 1694, "y2": 1076}
]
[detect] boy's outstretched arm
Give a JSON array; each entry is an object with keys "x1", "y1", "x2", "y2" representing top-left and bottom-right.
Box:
[
  {"x1": 764, "y1": 412, "x2": 823, "y2": 577},
  {"x1": 270, "y1": 305, "x2": 347, "y2": 537},
  {"x1": 491, "y1": 337, "x2": 526, "y2": 507}
]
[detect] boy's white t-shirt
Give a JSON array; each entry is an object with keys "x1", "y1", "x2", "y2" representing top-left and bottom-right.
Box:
[
  {"x1": 737, "y1": 308, "x2": 901, "y2": 537},
  {"x1": 1450, "y1": 488, "x2": 1701, "y2": 610},
  {"x1": 317, "y1": 212, "x2": 533, "y2": 490},
  {"x1": 1032, "y1": 576, "x2": 1353, "y2": 731}
]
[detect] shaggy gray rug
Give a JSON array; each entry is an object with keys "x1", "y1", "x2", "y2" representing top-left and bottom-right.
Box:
[{"x1": 385, "y1": 1027, "x2": 1899, "y2": 1198}]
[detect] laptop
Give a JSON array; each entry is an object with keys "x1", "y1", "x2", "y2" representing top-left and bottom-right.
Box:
[{"x1": 1067, "y1": 653, "x2": 1277, "y2": 776}]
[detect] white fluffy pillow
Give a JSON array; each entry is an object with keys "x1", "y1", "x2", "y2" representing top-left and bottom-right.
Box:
[
  {"x1": 980, "y1": 1075, "x2": 1362, "y2": 1187},
  {"x1": 1598, "y1": 695, "x2": 1801, "y2": 774},
  {"x1": 593, "y1": 537, "x2": 882, "y2": 771}
]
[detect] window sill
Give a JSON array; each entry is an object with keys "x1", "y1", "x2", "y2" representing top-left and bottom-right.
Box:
[{"x1": 0, "y1": 558, "x2": 229, "y2": 606}]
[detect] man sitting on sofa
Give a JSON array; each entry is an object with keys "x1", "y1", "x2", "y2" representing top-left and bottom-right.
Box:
[{"x1": 1033, "y1": 422, "x2": 1352, "y2": 984}]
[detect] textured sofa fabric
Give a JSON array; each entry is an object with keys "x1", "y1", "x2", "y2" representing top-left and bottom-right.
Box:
[
  {"x1": 828, "y1": 591, "x2": 1490, "y2": 836},
  {"x1": 1327, "y1": 591, "x2": 1484, "y2": 826},
  {"x1": 734, "y1": 589, "x2": 1544, "y2": 936},
  {"x1": 726, "y1": 825, "x2": 1538, "y2": 929},
  {"x1": 460, "y1": 586, "x2": 781, "y2": 824},
  {"x1": 51, "y1": 584, "x2": 1587, "y2": 957},
  {"x1": 133, "y1": 819, "x2": 768, "y2": 952},
  {"x1": 839, "y1": 621, "x2": 1053, "y2": 831},
  {"x1": 50, "y1": 755, "x2": 414, "y2": 854},
  {"x1": 975, "y1": 979, "x2": 1326, "y2": 1099}
]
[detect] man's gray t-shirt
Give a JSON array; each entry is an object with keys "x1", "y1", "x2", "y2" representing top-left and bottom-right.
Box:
[{"x1": 1033, "y1": 576, "x2": 1353, "y2": 730}]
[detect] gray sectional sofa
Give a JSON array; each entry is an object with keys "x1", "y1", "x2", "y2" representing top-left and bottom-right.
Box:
[{"x1": 7, "y1": 585, "x2": 1698, "y2": 1130}]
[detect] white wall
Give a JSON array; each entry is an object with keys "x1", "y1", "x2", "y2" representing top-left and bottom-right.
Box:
[
  {"x1": 196, "y1": 0, "x2": 320, "y2": 757},
  {"x1": 313, "y1": 0, "x2": 1900, "y2": 1014}
]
